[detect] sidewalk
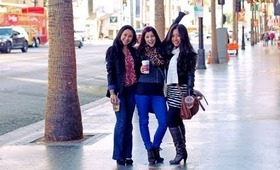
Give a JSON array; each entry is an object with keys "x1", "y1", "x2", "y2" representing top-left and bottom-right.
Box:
[{"x1": 0, "y1": 43, "x2": 280, "y2": 170}]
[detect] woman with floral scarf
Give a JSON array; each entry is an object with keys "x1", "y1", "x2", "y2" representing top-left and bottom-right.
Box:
[{"x1": 135, "y1": 26, "x2": 167, "y2": 165}]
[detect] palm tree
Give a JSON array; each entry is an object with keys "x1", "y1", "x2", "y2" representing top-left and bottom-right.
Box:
[
  {"x1": 232, "y1": 0, "x2": 238, "y2": 43},
  {"x1": 210, "y1": 0, "x2": 219, "y2": 63},
  {"x1": 44, "y1": 0, "x2": 83, "y2": 142},
  {"x1": 154, "y1": 0, "x2": 165, "y2": 40}
]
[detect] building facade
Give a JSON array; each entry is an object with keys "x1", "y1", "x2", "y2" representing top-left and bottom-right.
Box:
[{"x1": 0, "y1": 0, "x2": 194, "y2": 40}]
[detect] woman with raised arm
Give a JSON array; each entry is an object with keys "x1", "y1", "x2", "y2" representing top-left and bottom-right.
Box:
[{"x1": 163, "y1": 23, "x2": 197, "y2": 164}]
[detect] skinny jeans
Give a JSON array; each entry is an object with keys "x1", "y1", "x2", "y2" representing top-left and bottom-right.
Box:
[{"x1": 135, "y1": 95, "x2": 167, "y2": 150}]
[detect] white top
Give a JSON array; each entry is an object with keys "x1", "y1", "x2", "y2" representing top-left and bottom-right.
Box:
[{"x1": 166, "y1": 48, "x2": 180, "y2": 85}]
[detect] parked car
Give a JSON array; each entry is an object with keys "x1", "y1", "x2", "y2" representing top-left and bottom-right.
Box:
[
  {"x1": 74, "y1": 33, "x2": 83, "y2": 48},
  {"x1": 0, "y1": 26, "x2": 29, "y2": 53},
  {"x1": 24, "y1": 27, "x2": 41, "y2": 47}
]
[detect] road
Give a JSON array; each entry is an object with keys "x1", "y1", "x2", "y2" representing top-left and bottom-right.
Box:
[{"x1": 0, "y1": 44, "x2": 110, "y2": 135}]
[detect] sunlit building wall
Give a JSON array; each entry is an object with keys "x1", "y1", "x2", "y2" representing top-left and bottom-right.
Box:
[{"x1": 0, "y1": 0, "x2": 44, "y2": 7}]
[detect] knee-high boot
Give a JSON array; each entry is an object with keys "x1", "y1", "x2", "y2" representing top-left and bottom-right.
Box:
[
  {"x1": 179, "y1": 123, "x2": 186, "y2": 146},
  {"x1": 169, "y1": 127, "x2": 188, "y2": 164}
]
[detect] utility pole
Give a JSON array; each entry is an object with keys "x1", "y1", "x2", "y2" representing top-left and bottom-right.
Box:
[
  {"x1": 241, "y1": 0, "x2": 245, "y2": 50},
  {"x1": 251, "y1": 0, "x2": 254, "y2": 46},
  {"x1": 196, "y1": 0, "x2": 206, "y2": 69}
]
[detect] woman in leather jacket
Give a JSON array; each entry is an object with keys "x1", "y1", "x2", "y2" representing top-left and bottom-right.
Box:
[
  {"x1": 162, "y1": 23, "x2": 197, "y2": 164},
  {"x1": 105, "y1": 25, "x2": 141, "y2": 165}
]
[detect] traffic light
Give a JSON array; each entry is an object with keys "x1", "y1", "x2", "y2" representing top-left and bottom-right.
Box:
[
  {"x1": 236, "y1": 0, "x2": 241, "y2": 12},
  {"x1": 222, "y1": 14, "x2": 226, "y2": 24},
  {"x1": 218, "y1": 0, "x2": 225, "y2": 5}
]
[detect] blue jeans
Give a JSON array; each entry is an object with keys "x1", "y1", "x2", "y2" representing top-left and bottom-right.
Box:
[
  {"x1": 135, "y1": 95, "x2": 167, "y2": 150},
  {"x1": 112, "y1": 93, "x2": 135, "y2": 160}
]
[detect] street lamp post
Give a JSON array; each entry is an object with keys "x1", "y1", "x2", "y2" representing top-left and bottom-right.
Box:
[
  {"x1": 196, "y1": 0, "x2": 206, "y2": 70},
  {"x1": 241, "y1": 0, "x2": 245, "y2": 50}
]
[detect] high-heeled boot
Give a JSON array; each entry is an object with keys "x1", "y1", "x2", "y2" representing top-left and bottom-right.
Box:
[
  {"x1": 179, "y1": 123, "x2": 186, "y2": 146},
  {"x1": 169, "y1": 127, "x2": 188, "y2": 164},
  {"x1": 179, "y1": 124, "x2": 188, "y2": 159},
  {"x1": 153, "y1": 147, "x2": 164, "y2": 163},
  {"x1": 147, "y1": 149, "x2": 156, "y2": 164}
]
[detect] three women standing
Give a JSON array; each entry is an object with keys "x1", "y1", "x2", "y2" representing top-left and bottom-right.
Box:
[{"x1": 105, "y1": 13, "x2": 196, "y2": 166}]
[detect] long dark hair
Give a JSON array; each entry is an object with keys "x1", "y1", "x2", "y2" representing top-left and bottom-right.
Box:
[
  {"x1": 164, "y1": 24, "x2": 197, "y2": 73},
  {"x1": 112, "y1": 25, "x2": 137, "y2": 49}
]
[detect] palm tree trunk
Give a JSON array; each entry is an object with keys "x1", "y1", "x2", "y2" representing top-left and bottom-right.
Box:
[
  {"x1": 154, "y1": 0, "x2": 165, "y2": 40},
  {"x1": 211, "y1": 0, "x2": 219, "y2": 63},
  {"x1": 44, "y1": 0, "x2": 83, "y2": 142}
]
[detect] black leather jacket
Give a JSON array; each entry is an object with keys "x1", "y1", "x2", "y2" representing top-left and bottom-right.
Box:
[{"x1": 105, "y1": 46, "x2": 141, "y2": 97}]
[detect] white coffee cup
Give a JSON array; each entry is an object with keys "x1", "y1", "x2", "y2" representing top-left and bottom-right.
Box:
[{"x1": 141, "y1": 60, "x2": 150, "y2": 74}]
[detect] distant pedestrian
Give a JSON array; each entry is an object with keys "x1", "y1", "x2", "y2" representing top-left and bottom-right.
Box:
[
  {"x1": 105, "y1": 25, "x2": 141, "y2": 166},
  {"x1": 269, "y1": 31, "x2": 275, "y2": 45},
  {"x1": 263, "y1": 32, "x2": 270, "y2": 47},
  {"x1": 277, "y1": 36, "x2": 280, "y2": 50}
]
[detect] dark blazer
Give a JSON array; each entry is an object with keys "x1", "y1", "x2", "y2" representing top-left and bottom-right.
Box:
[{"x1": 105, "y1": 45, "x2": 141, "y2": 97}]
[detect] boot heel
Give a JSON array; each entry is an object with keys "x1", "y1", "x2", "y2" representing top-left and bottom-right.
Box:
[
  {"x1": 183, "y1": 150, "x2": 188, "y2": 163},
  {"x1": 183, "y1": 157, "x2": 187, "y2": 164}
]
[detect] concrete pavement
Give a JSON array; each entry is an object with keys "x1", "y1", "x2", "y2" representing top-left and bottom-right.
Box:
[{"x1": 0, "y1": 42, "x2": 280, "y2": 170}]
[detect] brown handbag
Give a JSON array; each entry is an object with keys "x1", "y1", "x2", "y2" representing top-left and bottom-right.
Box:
[{"x1": 177, "y1": 85, "x2": 208, "y2": 119}]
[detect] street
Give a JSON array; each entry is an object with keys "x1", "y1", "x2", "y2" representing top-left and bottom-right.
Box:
[{"x1": 0, "y1": 44, "x2": 110, "y2": 135}]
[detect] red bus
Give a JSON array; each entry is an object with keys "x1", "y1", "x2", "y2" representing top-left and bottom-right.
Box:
[{"x1": 0, "y1": 7, "x2": 48, "y2": 47}]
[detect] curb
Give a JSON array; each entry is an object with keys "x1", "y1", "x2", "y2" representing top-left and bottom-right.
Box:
[{"x1": 0, "y1": 97, "x2": 109, "y2": 146}]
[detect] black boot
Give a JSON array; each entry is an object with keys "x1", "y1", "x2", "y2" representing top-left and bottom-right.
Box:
[
  {"x1": 147, "y1": 149, "x2": 156, "y2": 164},
  {"x1": 169, "y1": 127, "x2": 188, "y2": 164},
  {"x1": 179, "y1": 123, "x2": 186, "y2": 145},
  {"x1": 179, "y1": 124, "x2": 188, "y2": 160},
  {"x1": 153, "y1": 148, "x2": 164, "y2": 163}
]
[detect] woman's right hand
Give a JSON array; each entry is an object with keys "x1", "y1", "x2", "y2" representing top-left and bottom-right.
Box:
[
  {"x1": 140, "y1": 65, "x2": 145, "y2": 73},
  {"x1": 140, "y1": 65, "x2": 149, "y2": 73},
  {"x1": 110, "y1": 93, "x2": 118, "y2": 104}
]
